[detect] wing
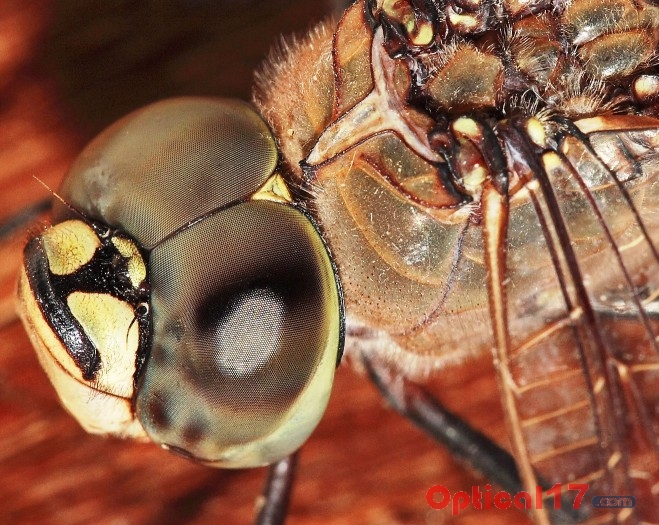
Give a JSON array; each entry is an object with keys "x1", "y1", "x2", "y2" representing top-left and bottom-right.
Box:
[
  {"x1": 255, "y1": 2, "x2": 659, "y2": 521},
  {"x1": 487, "y1": 116, "x2": 659, "y2": 524}
]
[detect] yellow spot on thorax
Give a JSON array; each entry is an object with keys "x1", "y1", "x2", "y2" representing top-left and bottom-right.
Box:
[
  {"x1": 526, "y1": 117, "x2": 546, "y2": 148},
  {"x1": 251, "y1": 172, "x2": 293, "y2": 204}
]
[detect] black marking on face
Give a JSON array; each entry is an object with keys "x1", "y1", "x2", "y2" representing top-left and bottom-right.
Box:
[
  {"x1": 24, "y1": 236, "x2": 100, "y2": 380},
  {"x1": 24, "y1": 222, "x2": 152, "y2": 383}
]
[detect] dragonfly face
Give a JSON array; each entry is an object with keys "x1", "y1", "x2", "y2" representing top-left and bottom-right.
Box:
[
  {"x1": 10, "y1": 0, "x2": 659, "y2": 523},
  {"x1": 17, "y1": 98, "x2": 344, "y2": 468}
]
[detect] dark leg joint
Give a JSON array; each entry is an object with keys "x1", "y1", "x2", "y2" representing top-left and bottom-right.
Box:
[
  {"x1": 362, "y1": 356, "x2": 586, "y2": 523},
  {"x1": 254, "y1": 451, "x2": 299, "y2": 525}
]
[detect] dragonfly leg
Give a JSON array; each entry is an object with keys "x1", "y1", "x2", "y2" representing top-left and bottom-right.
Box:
[
  {"x1": 362, "y1": 356, "x2": 522, "y2": 492},
  {"x1": 255, "y1": 451, "x2": 298, "y2": 525},
  {"x1": 362, "y1": 356, "x2": 585, "y2": 523}
]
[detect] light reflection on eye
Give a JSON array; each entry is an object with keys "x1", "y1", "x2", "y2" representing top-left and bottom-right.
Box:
[{"x1": 213, "y1": 288, "x2": 285, "y2": 377}]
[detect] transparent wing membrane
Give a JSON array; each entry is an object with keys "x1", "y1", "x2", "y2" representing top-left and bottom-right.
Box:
[
  {"x1": 490, "y1": 123, "x2": 659, "y2": 523},
  {"x1": 10, "y1": 0, "x2": 659, "y2": 523}
]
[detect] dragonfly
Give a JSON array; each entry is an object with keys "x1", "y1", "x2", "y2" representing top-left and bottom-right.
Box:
[
  {"x1": 3, "y1": 1, "x2": 659, "y2": 524},
  {"x1": 2, "y1": 3, "x2": 477, "y2": 525}
]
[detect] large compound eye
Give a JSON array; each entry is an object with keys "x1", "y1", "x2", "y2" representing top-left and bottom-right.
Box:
[
  {"x1": 139, "y1": 201, "x2": 342, "y2": 467},
  {"x1": 17, "y1": 97, "x2": 344, "y2": 468},
  {"x1": 53, "y1": 98, "x2": 279, "y2": 248}
]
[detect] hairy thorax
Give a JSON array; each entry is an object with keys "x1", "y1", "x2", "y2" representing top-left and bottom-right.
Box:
[{"x1": 253, "y1": 0, "x2": 659, "y2": 380}]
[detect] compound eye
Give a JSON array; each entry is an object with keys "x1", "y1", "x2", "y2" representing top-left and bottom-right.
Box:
[
  {"x1": 54, "y1": 98, "x2": 278, "y2": 248},
  {"x1": 17, "y1": 220, "x2": 150, "y2": 439},
  {"x1": 17, "y1": 97, "x2": 344, "y2": 469},
  {"x1": 136, "y1": 200, "x2": 343, "y2": 468}
]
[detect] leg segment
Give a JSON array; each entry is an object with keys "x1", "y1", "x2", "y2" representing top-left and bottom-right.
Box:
[
  {"x1": 363, "y1": 356, "x2": 585, "y2": 523},
  {"x1": 255, "y1": 452, "x2": 298, "y2": 525}
]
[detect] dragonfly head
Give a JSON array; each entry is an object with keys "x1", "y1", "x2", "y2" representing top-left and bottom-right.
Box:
[{"x1": 17, "y1": 98, "x2": 344, "y2": 468}]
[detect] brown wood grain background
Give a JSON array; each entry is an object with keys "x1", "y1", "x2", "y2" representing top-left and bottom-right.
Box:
[{"x1": 0, "y1": 2, "x2": 531, "y2": 524}]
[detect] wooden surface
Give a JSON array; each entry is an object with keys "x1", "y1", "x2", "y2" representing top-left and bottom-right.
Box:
[{"x1": 0, "y1": 2, "x2": 530, "y2": 524}]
